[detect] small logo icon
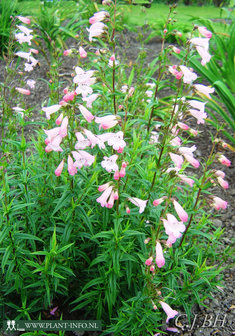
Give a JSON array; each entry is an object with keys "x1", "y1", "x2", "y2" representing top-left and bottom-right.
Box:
[{"x1": 6, "y1": 320, "x2": 16, "y2": 331}]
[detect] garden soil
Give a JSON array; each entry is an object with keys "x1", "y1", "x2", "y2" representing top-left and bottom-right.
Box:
[{"x1": 1, "y1": 27, "x2": 234, "y2": 336}]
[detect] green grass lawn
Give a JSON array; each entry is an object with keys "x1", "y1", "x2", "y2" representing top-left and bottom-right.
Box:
[{"x1": 120, "y1": 3, "x2": 234, "y2": 32}]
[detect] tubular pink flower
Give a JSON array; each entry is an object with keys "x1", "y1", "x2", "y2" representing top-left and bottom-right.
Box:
[
  {"x1": 170, "y1": 136, "x2": 181, "y2": 147},
  {"x1": 95, "y1": 115, "x2": 119, "y2": 130},
  {"x1": 217, "y1": 177, "x2": 229, "y2": 189},
  {"x1": 63, "y1": 49, "x2": 72, "y2": 56},
  {"x1": 178, "y1": 174, "x2": 195, "y2": 187},
  {"x1": 198, "y1": 26, "x2": 212, "y2": 38},
  {"x1": 26, "y1": 79, "x2": 36, "y2": 89},
  {"x1": 155, "y1": 242, "x2": 165, "y2": 268},
  {"x1": 173, "y1": 200, "x2": 188, "y2": 222},
  {"x1": 98, "y1": 182, "x2": 111, "y2": 192},
  {"x1": 76, "y1": 150, "x2": 95, "y2": 167},
  {"x1": 87, "y1": 22, "x2": 107, "y2": 42},
  {"x1": 79, "y1": 46, "x2": 87, "y2": 58},
  {"x1": 83, "y1": 129, "x2": 98, "y2": 148},
  {"x1": 56, "y1": 113, "x2": 64, "y2": 126},
  {"x1": 16, "y1": 87, "x2": 30, "y2": 95},
  {"x1": 172, "y1": 47, "x2": 181, "y2": 54},
  {"x1": 169, "y1": 153, "x2": 184, "y2": 169},
  {"x1": 55, "y1": 159, "x2": 64, "y2": 176},
  {"x1": 79, "y1": 105, "x2": 94, "y2": 123},
  {"x1": 63, "y1": 91, "x2": 75, "y2": 102},
  {"x1": 106, "y1": 191, "x2": 115, "y2": 208},
  {"x1": 89, "y1": 11, "x2": 109, "y2": 24},
  {"x1": 15, "y1": 32, "x2": 33, "y2": 45},
  {"x1": 177, "y1": 122, "x2": 189, "y2": 130},
  {"x1": 82, "y1": 94, "x2": 99, "y2": 108},
  {"x1": 194, "y1": 84, "x2": 214, "y2": 99},
  {"x1": 119, "y1": 166, "x2": 126, "y2": 178},
  {"x1": 159, "y1": 301, "x2": 178, "y2": 323},
  {"x1": 107, "y1": 131, "x2": 126, "y2": 151},
  {"x1": 190, "y1": 37, "x2": 209, "y2": 51},
  {"x1": 42, "y1": 104, "x2": 61, "y2": 120},
  {"x1": 150, "y1": 265, "x2": 155, "y2": 272},
  {"x1": 184, "y1": 154, "x2": 200, "y2": 168},
  {"x1": 212, "y1": 196, "x2": 227, "y2": 210},
  {"x1": 218, "y1": 154, "x2": 231, "y2": 167},
  {"x1": 196, "y1": 46, "x2": 211, "y2": 65},
  {"x1": 30, "y1": 48, "x2": 39, "y2": 54},
  {"x1": 96, "y1": 185, "x2": 113, "y2": 207},
  {"x1": 153, "y1": 197, "x2": 165, "y2": 206},
  {"x1": 15, "y1": 51, "x2": 31, "y2": 61},
  {"x1": 67, "y1": 155, "x2": 77, "y2": 176},
  {"x1": 129, "y1": 197, "x2": 148, "y2": 214},
  {"x1": 59, "y1": 116, "x2": 68, "y2": 138},
  {"x1": 16, "y1": 16, "x2": 31, "y2": 24},
  {"x1": 45, "y1": 135, "x2": 63, "y2": 152},
  {"x1": 101, "y1": 154, "x2": 118, "y2": 172},
  {"x1": 16, "y1": 25, "x2": 33, "y2": 36},
  {"x1": 145, "y1": 256, "x2": 153, "y2": 266},
  {"x1": 75, "y1": 132, "x2": 90, "y2": 150},
  {"x1": 113, "y1": 170, "x2": 120, "y2": 180},
  {"x1": 179, "y1": 65, "x2": 197, "y2": 84},
  {"x1": 214, "y1": 170, "x2": 225, "y2": 179},
  {"x1": 162, "y1": 214, "x2": 185, "y2": 241}
]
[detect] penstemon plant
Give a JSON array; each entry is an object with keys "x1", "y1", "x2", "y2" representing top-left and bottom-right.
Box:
[{"x1": 0, "y1": 1, "x2": 233, "y2": 335}]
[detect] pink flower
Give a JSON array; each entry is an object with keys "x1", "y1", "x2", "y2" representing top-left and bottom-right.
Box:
[
  {"x1": 173, "y1": 200, "x2": 188, "y2": 222},
  {"x1": 63, "y1": 49, "x2": 72, "y2": 56},
  {"x1": 95, "y1": 115, "x2": 119, "y2": 130},
  {"x1": 177, "y1": 122, "x2": 189, "y2": 130},
  {"x1": 119, "y1": 166, "x2": 126, "y2": 178},
  {"x1": 107, "y1": 131, "x2": 126, "y2": 151},
  {"x1": 26, "y1": 79, "x2": 36, "y2": 89},
  {"x1": 30, "y1": 48, "x2": 39, "y2": 54},
  {"x1": 15, "y1": 32, "x2": 33, "y2": 45},
  {"x1": 113, "y1": 170, "x2": 120, "y2": 180},
  {"x1": 150, "y1": 265, "x2": 155, "y2": 272},
  {"x1": 198, "y1": 26, "x2": 212, "y2": 38},
  {"x1": 190, "y1": 37, "x2": 209, "y2": 51},
  {"x1": 162, "y1": 213, "x2": 186, "y2": 242},
  {"x1": 79, "y1": 105, "x2": 94, "y2": 123},
  {"x1": 89, "y1": 11, "x2": 109, "y2": 24},
  {"x1": 63, "y1": 91, "x2": 75, "y2": 102},
  {"x1": 145, "y1": 256, "x2": 153, "y2": 266},
  {"x1": 79, "y1": 46, "x2": 87, "y2": 58},
  {"x1": 55, "y1": 159, "x2": 64, "y2": 176},
  {"x1": 87, "y1": 22, "x2": 107, "y2": 42},
  {"x1": 184, "y1": 154, "x2": 200, "y2": 168},
  {"x1": 12, "y1": 107, "x2": 25, "y2": 118},
  {"x1": 96, "y1": 185, "x2": 113, "y2": 207},
  {"x1": 214, "y1": 170, "x2": 225, "y2": 179},
  {"x1": 16, "y1": 87, "x2": 30, "y2": 95},
  {"x1": 82, "y1": 94, "x2": 99, "y2": 108},
  {"x1": 169, "y1": 153, "x2": 184, "y2": 169},
  {"x1": 178, "y1": 174, "x2": 195, "y2": 187},
  {"x1": 129, "y1": 197, "x2": 148, "y2": 214},
  {"x1": 217, "y1": 177, "x2": 229, "y2": 189},
  {"x1": 59, "y1": 116, "x2": 68, "y2": 138},
  {"x1": 67, "y1": 155, "x2": 77, "y2": 176},
  {"x1": 212, "y1": 196, "x2": 227, "y2": 210},
  {"x1": 16, "y1": 16, "x2": 31, "y2": 24},
  {"x1": 56, "y1": 113, "x2": 64, "y2": 126},
  {"x1": 194, "y1": 84, "x2": 214, "y2": 99},
  {"x1": 45, "y1": 135, "x2": 63, "y2": 152},
  {"x1": 98, "y1": 182, "x2": 111, "y2": 192},
  {"x1": 42, "y1": 104, "x2": 61, "y2": 120},
  {"x1": 106, "y1": 190, "x2": 116, "y2": 208},
  {"x1": 16, "y1": 25, "x2": 33, "y2": 36},
  {"x1": 172, "y1": 47, "x2": 181, "y2": 54},
  {"x1": 218, "y1": 154, "x2": 231, "y2": 167},
  {"x1": 15, "y1": 51, "x2": 31, "y2": 61},
  {"x1": 179, "y1": 65, "x2": 197, "y2": 84},
  {"x1": 155, "y1": 242, "x2": 165, "y2": 268},
  {"x1": 153, "y1": 197, "x2": 166, "y2": 206},
  {"x1": 72, "y1": 150, "x2": 95, "y2": 168},
  {"x1": 169, "y1": 66, "x2": 183, "y2": 80},
  {"x1": 188, "y1": 100, "x2": 207, "y2": 124},
  {"x1": 101, "y1": 154, "x2": 118, "y2": 172},
  {"x1": 196, "y1": 46, "x2": 211, "y2": 65},
  {"x1": 159, "y1": 301, "x2": 178, "y2": 323}
]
